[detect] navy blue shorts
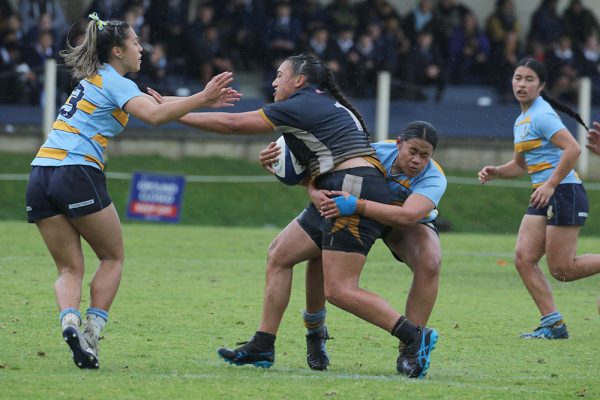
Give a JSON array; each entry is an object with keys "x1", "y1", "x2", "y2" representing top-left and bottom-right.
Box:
[
  {"x1": 297, "y1": 166, "x2": 392, "y2": 255},
  {"x1": 26, "y1": 165, "x2": 112, "y2": 223},
  {"x1": 526, "y1": 183, "x2": 588, "y2": 226}
]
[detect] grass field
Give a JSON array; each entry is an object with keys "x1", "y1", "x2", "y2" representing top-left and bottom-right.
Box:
[{"x1": 1, "y1": 221, "x2": 599, "y2": 399}]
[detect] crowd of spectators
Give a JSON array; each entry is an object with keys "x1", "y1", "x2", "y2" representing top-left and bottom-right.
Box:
[{"x1": 2, "y1": 0, "x2": 600, "y2": 106}]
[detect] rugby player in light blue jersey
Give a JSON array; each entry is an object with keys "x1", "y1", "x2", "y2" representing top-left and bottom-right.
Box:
[
  {"x1": 478, "y1": 58, "x2": 600, "y2": 339},
  {"x1": 319, "y1": 121, "x2": 445, "y2": 377},
  {"x1": 25, "y1": 12, "x2": 239, "y2": 369}
]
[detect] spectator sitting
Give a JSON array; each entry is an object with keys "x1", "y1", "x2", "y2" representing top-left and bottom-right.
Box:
[
  {"x1": 193, "y1": 24, "x2": 235, "y2": 87},
  {"x1": 305, "y1": 26, "x2": 341, "y2": 74},
  {"x1": 544, "y1": 34, "x2": 583, "y2": 102},
  {"x1": 448, "y1": 10, "x2": 490, "y2": 84},
  {"x1": 436, "y1": 0, "x2": 471, "y2": 61},
  {"x1": 486, "y1": 0, "x2": 520, "y2": 50},
  {"x1": 527, "y1": 0, "x2": 564, "y2": 52},
  {"x1": 262, "y1": 0, "x2": 302, "y2": 60},
  {"x1": 563, "y1": 0, "x2": 600, "y2": 47},
  {"x1": 346, "y1": 30, "x2": 381, "y2": 97},
  {"x1": 489, "y1": 30, "x2": 523, "y2": 102},
  {"x1": 221, "y1": 0, "x2": 267, "y2": 71},
  {"x1": 403, "y1": 0, "x2": 439, "y2": 45},
  {"x1": 325, "y1": 0, "x2": 359, "y2": 32},
  {"x1": 18, "y1": 0, "x2": 66, "y2": 44},
  {"x1": 136, "y1": 42, "x2": 173, "y2": 95},
  {"x1": 580, "y1": 32, "x2": 600, "y2": 104},
  {"x1": 406, "y1": 28, "x2": 445, "y2": 102}
]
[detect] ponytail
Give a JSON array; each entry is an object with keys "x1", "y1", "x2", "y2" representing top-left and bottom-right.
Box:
[
  {"x1": 541, "y1": 91, "x2": 589, "y2": 130},
  {"x1": 60, "y1": 13, "x2": 131, "y2": 79}
]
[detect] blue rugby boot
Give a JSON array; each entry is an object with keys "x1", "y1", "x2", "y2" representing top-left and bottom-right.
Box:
[
  {"x1": 520, "y1": 321, "x2": 569, "y2": 339},
  {"x1": 397, "y1": 327, "x2": 438, "y2": 379},
  {"x1": 306, "y1": 326, "x2": 330, "y2": 371},
  {"x1": 217, "y1": 338, "x2": 274, "y2": 368}
]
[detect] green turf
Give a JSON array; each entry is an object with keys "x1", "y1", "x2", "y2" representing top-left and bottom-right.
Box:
[
  {"x1": 1, "y1": 221, "x2": 599, "y2": 399},
  {"x1": 4, "y1": 151, "x2": 600, "y2": 234}
]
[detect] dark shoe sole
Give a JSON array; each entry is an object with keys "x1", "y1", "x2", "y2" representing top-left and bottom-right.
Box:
[
  {"x1": 217, "y1": 349, "x2": 273, "y2": 369},
  {"x1": 63, "y1": 326, "x2": 99, "y2": 369}
]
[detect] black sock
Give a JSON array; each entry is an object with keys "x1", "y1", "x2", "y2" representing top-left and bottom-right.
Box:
[
  {"x1": 251, "y1": 331, "x2": 276, "y2": 351},
  {"x1": 391, "y1": 316, "x2": 419, "y2": 345}
]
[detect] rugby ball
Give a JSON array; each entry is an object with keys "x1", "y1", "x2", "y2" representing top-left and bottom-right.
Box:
[{"x1": 271, "y1": 136, "x2": 307, "y2": 186}]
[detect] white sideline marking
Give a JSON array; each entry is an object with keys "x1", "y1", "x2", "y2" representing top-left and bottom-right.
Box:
[{"x1": 4, "y1": 172, "x2": 600, "y2": 189}]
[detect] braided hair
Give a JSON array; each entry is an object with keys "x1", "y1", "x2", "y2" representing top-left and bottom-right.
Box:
[
  {"x1": 61, "y1": 13, "x2": 131, "y2": 79},
  {"x1": 286, "y1": 54, "x2": 370, "y2": 135},
  {"x1": 516, "y1": 58, "x2": 589, "y2": 130}
]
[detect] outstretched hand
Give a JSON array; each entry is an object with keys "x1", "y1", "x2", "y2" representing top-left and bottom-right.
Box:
[
  {"x1": 258, "y1": 142, "x2": 281, "y2": 173},
  {"x1": 202, "y1": 71, "x2": 242, "y2": 108},
  {"x1": 586, "y1": 121, "x2": 600, "y2": 156},
  {"x1": 146, "y1": 87, "x2": 165, "y2": 104}
]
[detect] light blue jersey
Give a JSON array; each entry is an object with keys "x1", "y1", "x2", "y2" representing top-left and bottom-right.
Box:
[
  {"x1": 31, "y1": 64, "x2": 143, "y2": 170},
  {"x1": 513, "y1": 96, "x2": 580, "y2": 187},
  {"x1": 373, "y1": 141, "x2": 447, "y2": 222}
]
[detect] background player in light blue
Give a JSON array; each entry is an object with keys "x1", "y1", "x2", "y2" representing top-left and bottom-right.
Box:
[
  {"x1": 478, "y1": 58, "x2": 600, "y2": 339},
  {"x1": 25, "y1": 12, "x2": 239, "y2": 369}
]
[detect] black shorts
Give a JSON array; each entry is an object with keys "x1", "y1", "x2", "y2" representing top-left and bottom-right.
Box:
[
  {"x1": 526, "y1": 183, "x2": 588, "y2": 226},
  {"x1": 297, "y1": 166, "x2": 392, "y2": 255},
  {"x1": 25, "y1": 165, "x2": 112, "y2": 223}
]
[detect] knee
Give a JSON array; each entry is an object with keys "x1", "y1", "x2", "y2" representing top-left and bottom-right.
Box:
[
  {"x1": 323, "y1": 282, "x2": 350, "y2": 309},
  {"x1": 415, "y1": 255, "x2": 441, "y2": 280},
  {"x1": 513, "y1": 249, "x2": 531, "y2": 271},
  {"x1": 266, "y1": 240, "x2": 293, "y2": 270},
  {"x1": 547, "y1": 259, "x2": 576, "y2": 282}
]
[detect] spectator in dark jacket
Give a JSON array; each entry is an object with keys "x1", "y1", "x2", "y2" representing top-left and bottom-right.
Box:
[
  {"x1": 448, "y1": 10, "x2": 491, "y2": 84},
  {"x1": 563, "y1": 0, "x2": 600, "y2": 47}
]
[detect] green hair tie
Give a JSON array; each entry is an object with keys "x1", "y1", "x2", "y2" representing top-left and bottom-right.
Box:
[{"x1": 88, "y1": 12, "x2": 108, "y2": 31}]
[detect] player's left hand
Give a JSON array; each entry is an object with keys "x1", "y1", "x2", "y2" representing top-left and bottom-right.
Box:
[
  {"x1": 320, "y1": 190, "x2": 356, "y2": 218},
  {"x1": 586, "y1": 121, "x2": 600, "y2": 156},
  {"x1": 530, "y1": 183, "x2": 555, "y2": 209}
]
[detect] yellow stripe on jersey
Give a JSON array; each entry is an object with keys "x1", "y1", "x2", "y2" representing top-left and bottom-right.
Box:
[
  {"x1": 515, "y1": 139, "x2": 543, "y2": 153},
  {"x1": 84, "y1": 154, "x2": 105, "y2": 170},
  {"x1": 390, "y1": 177, "x2": 411, "y2": 188},
  {"x1": 52, "y1": 120, "x2": 80, "y2": 134},
  {"x1": 391, "y1": 200, "x2": 404, "y2": 206},
  {"x1": 432, "y1": 159, "x2": 445, "y2": 175},
  {"x1": 91, "y1": 134, "x2": 109, "y2": 148},
  {"x1": 527, "y1": 161, "x2": 553, "y2": 174},
  {"x1": 112, "y1": 109, "x2": 129, "y2": 127},
  {"x1": 363, "y1": 155, "x2": 386, "y2": 175},
  {"x1": 36, "y1": 147, "x2": 68, "y2": 160},
  {"x1": 258, "y1": 109, "x2": 276, "y2": 129},
  {"x1": 85, "y1": 74, "x2": 103, "y2": 88},
  {"x1": 77, "y1": 99, "x2": 97, "y2": 114},
  {"x1": 515, "y1": 116, "x2": 531, "y2": 127}
]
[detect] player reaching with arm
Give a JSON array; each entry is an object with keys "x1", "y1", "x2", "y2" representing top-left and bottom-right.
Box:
[{"x1": 25, "y1": 12, "x2": 239, "y2": 369}]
